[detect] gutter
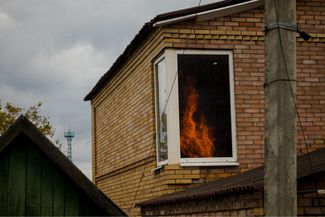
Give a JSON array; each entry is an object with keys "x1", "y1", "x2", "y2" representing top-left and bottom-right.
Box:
[{"x1": 153, "y1": 0, "x2": 264, "y2": 27}]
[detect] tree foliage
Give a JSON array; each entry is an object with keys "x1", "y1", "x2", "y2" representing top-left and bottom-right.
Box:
[{"x1": 0, "y1": 102, "x2": 54, "y2": 137}]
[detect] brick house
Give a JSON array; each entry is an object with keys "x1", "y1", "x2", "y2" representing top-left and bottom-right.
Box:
[{"x1": 84, "y1": 0, "x2": 325, "y2": 215}]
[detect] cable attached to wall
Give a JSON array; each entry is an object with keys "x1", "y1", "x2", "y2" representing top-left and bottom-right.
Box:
[{"x1": 129, "y1": 0, "x2": 203, "y2": 214}]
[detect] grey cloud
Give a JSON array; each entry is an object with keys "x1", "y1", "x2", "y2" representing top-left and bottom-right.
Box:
[{"x1": 0, "y1": 0, "x2": 221, "y2": 178}]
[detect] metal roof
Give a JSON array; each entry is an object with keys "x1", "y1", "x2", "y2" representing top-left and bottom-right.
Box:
[{"x1": 138, "y1": 148, "x2": 325, "y2": 206}]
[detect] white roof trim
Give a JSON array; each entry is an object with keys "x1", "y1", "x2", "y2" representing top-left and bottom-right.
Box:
[{"x1": 153, "y1": 0, "x2": 264, "y2": 27}]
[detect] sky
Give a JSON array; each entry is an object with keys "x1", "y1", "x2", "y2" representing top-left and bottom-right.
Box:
[{"x1": 0, "y1": 0, "x2": 218, "y2": 178}]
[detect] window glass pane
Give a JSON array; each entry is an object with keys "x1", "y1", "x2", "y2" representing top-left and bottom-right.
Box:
[
  {"x1": 155, "y1": 58, "x2": 168, "y2": 162},
  {"x1": 178, "y1": 54, "x2": 232, "y2": 158}
]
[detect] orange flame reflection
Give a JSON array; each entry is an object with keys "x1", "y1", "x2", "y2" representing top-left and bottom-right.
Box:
[{"x1": 180, "y1": 78, "x2": 215, "y2": 158}]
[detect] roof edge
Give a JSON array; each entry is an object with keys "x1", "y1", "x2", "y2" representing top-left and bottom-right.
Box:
[
  {"x1": 84, "y1": 22, "x2": 154, "y2": 101},
  {"x1": 154, "y1": 0, "x2": 264, "y2": 26},
  {"x1": 84, "y1": 0, "x2": 261, "y2": 101},
  {"x1": 137, "y1": 148, "x2": 325, "y2": 207},
  {"x1": 137, "y1": 184, "x2": 261, "y2": 207},
  {"x1": 0, "y1": 115, "x2": 25, "y2": 152}
]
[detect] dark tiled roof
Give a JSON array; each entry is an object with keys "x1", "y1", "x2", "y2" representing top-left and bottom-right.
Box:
[
  {"x1": 138, "y1": 148, "x2": 325, "y2": 206},
  {"x1": 84, "y1": 0, "x2": 253, "y2": 101},
  {"x1": 0, "y1": 116, "x2": 127, "y2": 216}
]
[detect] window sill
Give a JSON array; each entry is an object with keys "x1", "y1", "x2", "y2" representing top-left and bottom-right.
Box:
[
  {"x1": 157, "y1": 159, "x2": 168, "y2": 167},
  {"x1": 180, "y1": 160, "x2": 239, "y2": 167}
]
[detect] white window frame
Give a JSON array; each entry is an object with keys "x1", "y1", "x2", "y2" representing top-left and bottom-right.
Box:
[
  {"x1": 154, "y1": 55, "x2": 168, "y2": 166},
  {"x1": 154, "y1": 49, "x2": 238, "y2": 167}
]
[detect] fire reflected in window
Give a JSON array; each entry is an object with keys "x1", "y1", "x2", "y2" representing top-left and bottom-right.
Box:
[{"x1": 178, "y1": 54, "x2": 232, "y2": 158}]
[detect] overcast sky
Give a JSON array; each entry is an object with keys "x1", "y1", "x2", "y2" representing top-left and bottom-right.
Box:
[{"x1": 0, "y1": 0, "x2": 218, "y2": 178}]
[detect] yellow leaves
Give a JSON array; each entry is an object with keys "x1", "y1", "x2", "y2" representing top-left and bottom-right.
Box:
[{"x1": 0, "y1": 101, "x2": 55, "y2": 137}]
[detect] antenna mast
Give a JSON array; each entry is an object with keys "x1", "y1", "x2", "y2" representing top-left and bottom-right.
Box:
[{"x1": 64, "y1": 129, "x2": 75, "y2": 161}]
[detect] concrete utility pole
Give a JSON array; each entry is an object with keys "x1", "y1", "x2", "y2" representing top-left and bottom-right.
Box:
[{"x1": 264, "y1": 0, "x2": 297, "y2": 216}]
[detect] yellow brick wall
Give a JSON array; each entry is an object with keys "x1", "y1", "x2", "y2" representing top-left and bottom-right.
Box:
[
  {"x1": 91, "y1": 27, "x2": 164, "y2": 178},
  {"x1": 91, "y1": 1, "x2": 325, "y2": 216}
]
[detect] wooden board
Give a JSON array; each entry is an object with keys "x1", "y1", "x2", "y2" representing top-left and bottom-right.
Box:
[
  {"x1": 53, "y1": 168, "x2": 65, "y2": 216},
  {"x1": 0, "y1": 127, "x2": 121, "y2": 216},
  {"x1": 0, "y1": 152, "x2": 9, "y2": 215},
  {"x1": 7, "y1": 142, "x2": 28, "y2": 216},
  {"x1": 40, "y1": 157, "x2": 54, "y2": 216},
  {"x1": 25, "y1": 146, "x2": 43, "y2": 216},
  {"x1": 78, "y1": 194, "x2": 93, "y2": 216},
  {"x1": 64, "y1": 179, "x2": 79, "y2": 216}
]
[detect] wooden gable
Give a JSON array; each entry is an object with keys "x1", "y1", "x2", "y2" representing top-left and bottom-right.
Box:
[{"x1": 0, "y1": 116, "x2": 126, "y2": 216}]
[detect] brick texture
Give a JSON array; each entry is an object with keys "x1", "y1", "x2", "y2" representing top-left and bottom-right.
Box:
[{"x1": 90, "y1": 1, "x2": 325, "y2": 216}]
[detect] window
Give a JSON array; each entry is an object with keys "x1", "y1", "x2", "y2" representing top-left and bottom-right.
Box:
[
  {"x1": 155, "y1": 57, "x2": 168, "y2": 165},
  {"x1": 154, "y1": 50, "x2": 237, "y2": 166}
]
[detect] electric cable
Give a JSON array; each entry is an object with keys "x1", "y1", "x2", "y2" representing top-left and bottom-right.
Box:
[{"x1": 129, "y1": 0, "x2": 203, "y2": 214}]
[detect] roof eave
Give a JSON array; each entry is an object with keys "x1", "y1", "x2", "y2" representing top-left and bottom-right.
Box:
[
  {"x1": 84, "y1": 22, "x2": 154, "y2": 101},
  {"x1": 137, "y1": 148, "x2": 325, "y2": 207},
  {"x1": 154, "y1": 0, "x2": 264, "y2": 27},
  {"x1": 84, "y1": 0, "x2": 265, "y2": 101}
]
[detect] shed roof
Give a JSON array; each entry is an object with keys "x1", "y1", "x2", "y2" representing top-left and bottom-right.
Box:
[
  {"x1": 84, "y1": 0, "x2": 263, "y2": 101},
  {"x1": 0, "y1": 116, "x2": 127, "y2": 216},
  {"x1": 138, "y1": 147, "x2": 325, "y2": 206}
]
